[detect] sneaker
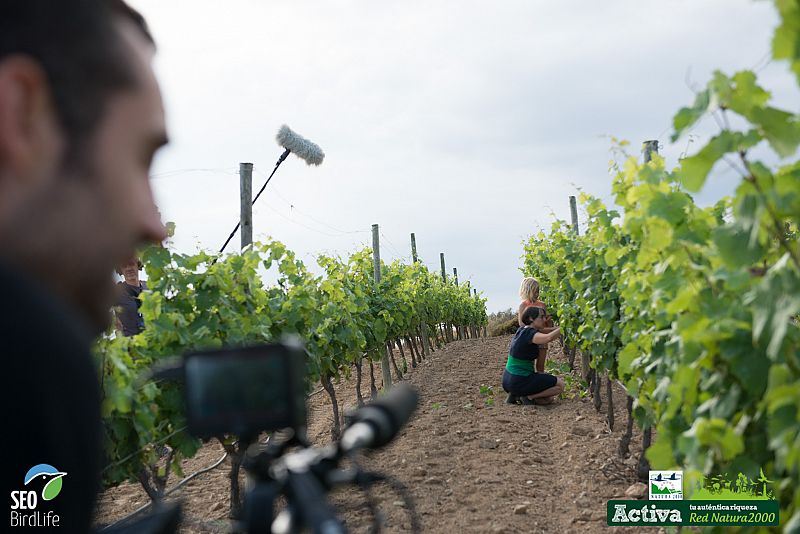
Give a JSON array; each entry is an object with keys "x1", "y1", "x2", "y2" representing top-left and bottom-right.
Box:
[
  {"x1": 505, "y1": 394, "x2": 520, "y2": 405},
  {"x1": 521, "y1": 396, "x2": 554, "y2": 406}
]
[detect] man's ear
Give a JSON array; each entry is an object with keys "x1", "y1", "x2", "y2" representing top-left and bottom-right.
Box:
[{"x1": 0, "y1": 56, "x2": 63, "y2": 192}]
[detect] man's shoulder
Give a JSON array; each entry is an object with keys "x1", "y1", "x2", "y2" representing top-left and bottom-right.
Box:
[{"x1": 0, "y1": 266, "x2": 94, "y2": 379}]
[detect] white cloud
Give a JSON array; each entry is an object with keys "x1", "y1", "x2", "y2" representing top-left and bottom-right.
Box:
[{"x1": 130, "y1": 0, "x2": 795, "y2": 312}]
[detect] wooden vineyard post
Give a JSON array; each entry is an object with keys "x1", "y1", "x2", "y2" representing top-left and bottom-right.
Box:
[
  {"x1": 462, "y1": 276, "x2": 468, "y2": 340},
  {"x1": 569, "y1": 194, "x2": 579, "y2": 236},
  {"x1": 482, "y1": 289, "x2": 487, "y2": 338},
  {"x1": 440, "y1": 253, "x2": 451, "y2": 343},
  {"x1": 606, "y1": 372, "x2": 614, "y2": 431},
  {"x1": 240, "y1": 162, "x2": 253, "y2": 250},
  {"x1": 643, "y1": 139, "x2": 659, "y2": 163},
  {"x1": 453, "y1": 268, "x2": 462, "y2": 339},
  {"x1": 473, "y1": 285, "x2": 478, "y2": 338},
  {"x1": 372, "y1": 224, "x2": 393, "y2": 391},
  {"x1": 410, "y1": 232, "x2": 418, "y2": 263},
  {"x1": 465, "y1": 282, "x2": 474, "y2": 339}
]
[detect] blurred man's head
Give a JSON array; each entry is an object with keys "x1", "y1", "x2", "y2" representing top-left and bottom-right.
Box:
[
  {"x1": 116, "y1": 257, "x2": 143, "y2": 287},
  {"x1": 0, "y1": 0, "x2": 167, "y2": 334}
]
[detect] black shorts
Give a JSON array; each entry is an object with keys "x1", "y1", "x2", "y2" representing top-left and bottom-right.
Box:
[{"x1": 502, "y1": 369, "x2": 557, "y2": 396}]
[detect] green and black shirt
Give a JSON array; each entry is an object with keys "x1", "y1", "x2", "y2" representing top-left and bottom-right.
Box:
[{"x1": 505, "y1": 326, "x2": 540, "y2": 376}]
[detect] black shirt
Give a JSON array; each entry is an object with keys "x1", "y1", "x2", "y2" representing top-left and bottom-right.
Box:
[
  {"x1": 115, "y1": 281, "x2": 147, "y2": 336},
  {"x1": 509, "y1": 326, "x2": 541, "y2": 361},
  {"x1": 2, "y1": 262, "x2": 101, "y2": 533}
]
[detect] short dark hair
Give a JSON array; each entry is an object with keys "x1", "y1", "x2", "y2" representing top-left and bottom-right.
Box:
[
  {"x1": 521, "y1": 306, "x2": 543, "y2": 326},
  {"x1": 0, "y1": 0, "x2": 154, "y2": 166},
  {"x1": 115, "y1": 257, "x2": 143, "y2": 275}
]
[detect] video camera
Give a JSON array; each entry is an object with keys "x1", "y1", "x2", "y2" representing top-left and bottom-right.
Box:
[
  {"x1": 138, "y1": 337, "x2": 420, "y2": 534},
  {"x1": 183, "y1": 337, "x2": 308, "y2": 439}
]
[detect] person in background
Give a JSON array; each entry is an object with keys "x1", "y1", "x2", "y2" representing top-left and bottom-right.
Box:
[
  {"x1": 503, "y1": 306, "x2": 564, "y2": 405},
  {"x1": 115, "y1": 256, "x2": 147, "y2": 336},
  {"x1": 517, "y1": 276, "x2": 555, "y2": 372},
  {"x1": 1, "y1": 1, "x2": 167, "y2": 531}
]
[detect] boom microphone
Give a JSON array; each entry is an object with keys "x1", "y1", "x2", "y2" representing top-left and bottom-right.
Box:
[
  {"x1": 276, "y1": 125, "x2": 325, "y2": 166},
  {"x1": 340, "y1": 384, "x2": 419, "y2": 453},
  {"x1": 218, "y1": 124, "x2": 325, "y2": 254}
]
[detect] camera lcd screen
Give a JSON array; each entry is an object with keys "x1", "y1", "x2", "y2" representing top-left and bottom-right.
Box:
[{"x1": 184, "y1": 343, "x2": 307, "y2": 438}]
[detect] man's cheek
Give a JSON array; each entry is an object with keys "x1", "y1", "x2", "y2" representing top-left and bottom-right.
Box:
[{"x1": 91, "y1": 188, "x2": 130, "y2": 257}]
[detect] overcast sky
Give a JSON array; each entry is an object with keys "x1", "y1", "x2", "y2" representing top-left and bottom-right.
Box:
[{"x1": 129, "y1": 0, "x2": 797, "y2": 313}]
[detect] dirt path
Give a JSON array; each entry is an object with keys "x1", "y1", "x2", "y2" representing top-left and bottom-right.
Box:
[{"x1": 95, "y1": 335, "x2": 648, "y2": 533}]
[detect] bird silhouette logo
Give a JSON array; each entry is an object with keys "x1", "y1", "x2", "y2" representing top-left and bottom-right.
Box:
[
  {"x1": 648, "y1": 470, "x2": 683, "y2": 499},
  {"x1": 23, "y1": 464, "x2": 67, "y2": 501}
]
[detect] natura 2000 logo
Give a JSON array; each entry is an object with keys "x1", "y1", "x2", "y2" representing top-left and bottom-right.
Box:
[
  {"x1": 10, "y1": 464, "x2": 66, "y2": 528},
  {"x1": 649, "y1": 470, "x2": 683, "y2": 500}
]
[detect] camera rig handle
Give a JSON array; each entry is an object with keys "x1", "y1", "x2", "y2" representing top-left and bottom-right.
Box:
[
  {"x1": 285, "y1": 470, "x2": 345, "y2": 534},
  {"x1": 241, "y1": 384, "x2": 419, "y2": 534}
]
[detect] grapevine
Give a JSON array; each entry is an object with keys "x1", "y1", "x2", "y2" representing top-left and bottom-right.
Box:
[
  {"x1": 97, "y1": 238, "x2": 487, "y2": 513},
  {"x1": 522, "y1": 2, "x2": 800, "y2": 529}
]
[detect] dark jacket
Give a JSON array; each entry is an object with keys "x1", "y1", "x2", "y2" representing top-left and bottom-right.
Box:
[
  {"x1": 115, "y1": 280, "x2": 147, "y2": 336},
  {"x1": 2, "y1": 262, "x2": 101, "y2": 533}
]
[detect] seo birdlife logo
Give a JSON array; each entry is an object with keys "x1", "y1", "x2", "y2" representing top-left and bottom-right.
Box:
[
  {"x1": 649, "y1": 470, "x2": 683, "y2": 500},
  {"x1": 10, "y1": 464, "x2": 66, "y2": 527},
  {"x1": 23, "y1": 464, "x2": 66, "y2": 501}
]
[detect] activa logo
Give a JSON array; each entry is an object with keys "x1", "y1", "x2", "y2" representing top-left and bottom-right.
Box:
[
  {"x1": 10, "y1": 464, "x2": 66, "y2": 527},
  {"x1": 611, "y1": 503, "x2": 682, "y2": 524}
]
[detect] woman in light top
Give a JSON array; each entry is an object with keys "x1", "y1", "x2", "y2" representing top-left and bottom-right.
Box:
[{"x1": 517, "y1": 277, "x2": 555, "y2": 372}]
